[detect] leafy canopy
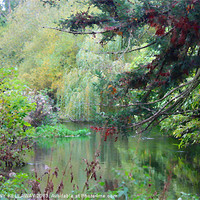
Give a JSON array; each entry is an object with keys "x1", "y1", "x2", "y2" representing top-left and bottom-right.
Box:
[{"x1": 56, "y1": 0, "x2": 200, "y2": 142}]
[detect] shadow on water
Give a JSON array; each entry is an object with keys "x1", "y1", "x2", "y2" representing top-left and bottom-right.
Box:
[{"x1": 21, "y1": 122, "x2": 200, "y2": 198}]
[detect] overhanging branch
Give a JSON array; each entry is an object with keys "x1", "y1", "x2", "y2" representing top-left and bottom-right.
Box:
[
  {"x1": 98, "y1": 29, "x2": 173, "y2": 55},
  {"x1": 130, "y1": 68, "x2": 200, "y2": 130},
  {"x1": 42, "y1": 26, "x2": 110, "y2": 35},
  {"x1": 115, "y1": 80, "x2": 192, "y2": 107}
]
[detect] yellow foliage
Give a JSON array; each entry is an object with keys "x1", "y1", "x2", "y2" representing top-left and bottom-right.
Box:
[{"x1": 21, "y1": 65, "x2": 63, "y2": 94}]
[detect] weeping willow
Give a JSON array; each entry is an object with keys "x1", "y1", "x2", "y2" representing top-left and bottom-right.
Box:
[
  {"x1": 57, "y1": 68, "x2": 100, "y2": 121},
  {"x1": 57, "y1": 35, "x2": 129, "y2": 121},
  {"x1": 0, "y1": 0, "x2": 130, "y2": 121}
]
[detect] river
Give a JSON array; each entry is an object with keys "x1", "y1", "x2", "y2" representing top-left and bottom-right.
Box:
[{"x1": 21, "y1": 123, "x2": 200, "y2": 199}]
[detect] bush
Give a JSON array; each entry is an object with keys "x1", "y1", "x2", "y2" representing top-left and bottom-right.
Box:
[
  {"x1": 33, "y1": 124, "x2": 90, "y2": 138},
  {"x1": 0, "y1": 173, "x2": 32, "y2": 198},
  {"x1": 24, "y1": 90, "x2": 59, "y2": 128},
  {"x1": 0, "y1": 67, "x2": 36, "y2": 167}
]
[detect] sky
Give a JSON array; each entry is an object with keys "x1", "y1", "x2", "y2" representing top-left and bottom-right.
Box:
[{"x1": 0, "y1": 0, "x2": 5, "y2": 10}]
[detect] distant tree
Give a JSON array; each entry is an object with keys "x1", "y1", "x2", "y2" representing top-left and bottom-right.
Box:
[
  {"x1": 54, "y1": 0, "x2": 200, "y2": 135},
  {"x1": 3, "y1": 0, "x2": 22, "y2": 13},
  {"x1": 0, "y1": 0, "x2": 21, "y2": 25}
]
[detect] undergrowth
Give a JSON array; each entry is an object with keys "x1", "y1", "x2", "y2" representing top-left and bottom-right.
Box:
[{"x1": 33, "y1": 124, "x2": 90, "y2": 138}]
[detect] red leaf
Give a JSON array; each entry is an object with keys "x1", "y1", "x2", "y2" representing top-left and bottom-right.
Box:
[
  {"x1": 70, "y1": 172, "x2": 73, "y2": 183},
  {"x1": 183, "y1": 69, "x2": 189, "y2": 75},
  {"x1": 158, "y1": 15, "x2": 167, "y2": 25},
  {"x1": 171, "y1": 29, "x2": 177, "y2": 44},
  {"x1": 178, "y1": 31, "x2": 186, "y2": 45},
  {"x1": 150, "y1": 21, "x2": 157, "y2": 27},
  {"x1": 145, "y1": 9, "x2": 156, "y2": 15},
  {"x1": 155, "y1": 27, "x2": 165, "y2": 36},
  {"x1": 104, "y1": 26, "x2": 116, "y2": 31},
  {"x1": 193, "y1": 22, "x2": 199, "y2": 36}
]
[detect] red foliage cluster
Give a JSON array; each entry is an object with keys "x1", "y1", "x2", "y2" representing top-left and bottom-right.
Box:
[
  {"x1": 104, "y1": 26, "x2": 118, "y2": 31},
  {"x1": 104, "y1": 127, "x2": 118, "y2": 141},
  {"x1": 146, "y1": 2, "x2": 199, "y2": 41},
  {"x1": 90, "y1": 126, "x2": 118, "y2": 141},
  {"x1": 170, "y1": 16, "x2": 199, "y2": 46},
  {"x1": 90, "y1": 126, "x2": 103, "y2": 132},
  {"x1": 119, "y1": 77, "x2": 130, "y2": 86},
  {"x1": 144, "y1": 1, "x2": 199, "y2": 87},
  {"x1": 155, "y1": 80, "x2": 167, "y2": 86},
  {"x1": 145, "y1": 9, "x2": 157, "y2": 20},
  {"x1": 159, "y1": 72, "x2": 170, "y2": 77},
  {"x1": 155, "y1": 27, "x2": 165, "y2": 36},
  {"x1": 183, "y1": 69, "x2": 189, "y2": 75},
  {"x1": 146, "y1": 63, "x2": 157, "y2": 70},
  {"x1": 82, "y1": 151, "x2": 101, "y2": 190},
  {"x1": 146, "y1": 9, "x2": 167, "y2": 36},
  {"x1": 73, "y1": 12, "x2": 93, "y2": 29}
]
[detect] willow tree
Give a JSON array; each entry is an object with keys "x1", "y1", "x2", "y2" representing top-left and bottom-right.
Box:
[{"x1": 50, "y1": 0, "x2": 200, "y2": 144}]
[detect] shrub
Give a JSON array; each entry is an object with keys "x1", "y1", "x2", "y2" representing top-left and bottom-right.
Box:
[
  {"x1": 33, "y1": 124, "x2": 90, "y2": 138},
  {"x1": 0, "y1": 67, "x2": 36, "y2": 167}
]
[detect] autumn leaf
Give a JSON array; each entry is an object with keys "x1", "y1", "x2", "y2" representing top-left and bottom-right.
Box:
[
  {"x1": 111, "y1": 87, "x2": 117, "y2": 94},
  {"x1": 115, "y1": 31, "x2": 123, "y2": 36},
  {"x1": 155, "y1": 27, "x2": 165, "y2": 36}
]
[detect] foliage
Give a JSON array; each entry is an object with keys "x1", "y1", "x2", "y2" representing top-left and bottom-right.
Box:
[
  {"x1": 0, "y1": 0, "x2": 84, "y2": 99},
  {"x1": 58, "y1": 68, "x2": 100, "y2": 121},
  {"x1": 1, "y1": 1, "x2": 199, "y2": 198},
  {"x1": 24, "y1": 90, "x2": 58, "y2": 127},
  {"x1": 57, "y1": 0, "x2": 200, "y2": 145},
  {"x1": 57, "y1": 34, "x2": 128, "y2": 121},
  {"x1": 97, "y1": 157, "x2": 159, "y2": 199},
  {"x1": 98, "y1": 168, "x2": 200, "y2": 200},
  {"x1": 33, "y1": 124, "x2": 90, "y2": 138},
  {"x1": 0, "y1": 0, "x2": 21, "y2": 26},
  {"x1": 160, "y1": 85, "x2": 200, "y2": 147},
  {"x1": 0, "y1": 68, "x2": 35, "y2": 137},
  {"x1": 0, "y1": 0, "x2": 129, "y2": 123},
  {"x1": 0, "y1": 173, "x2": 31, "y2": 198},
  {"x1": 0, "y1": 0, "x2": 101, "y2": 122},
  {"x1": 90, "y1": 126, "x2": 118, "y2": 142},
  {"x1": 0, "y1": 67, "x2": 35, "y2": 167},
  {"x1": 20, "y1": 30, "x2": 82, "y2": 100}
]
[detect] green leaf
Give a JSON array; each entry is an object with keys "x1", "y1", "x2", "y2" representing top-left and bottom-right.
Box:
[{"x1": 99, "y1": 182, "x2": 105, "y2": 186}]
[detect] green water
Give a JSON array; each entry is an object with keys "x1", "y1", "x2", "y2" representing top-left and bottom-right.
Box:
[{"x1": 21, "y1": 123, "x2": 200, "y2": 199}]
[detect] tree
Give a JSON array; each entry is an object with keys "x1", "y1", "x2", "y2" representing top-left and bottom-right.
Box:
[
  {"x1": 0, "y1": 0, "x2": 83, "y2": 100},
  {"x1": 0, "y1": 0, "x2": 22, "y2": 25},
  {"x1": 53, "y1": 0, "x2": 200, "y2": 143}
]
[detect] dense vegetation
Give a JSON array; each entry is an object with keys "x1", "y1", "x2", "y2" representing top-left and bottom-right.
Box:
[
  {"x1": 0, "y1": 0, "x2": 199, "y2": 199},
  {"x1": 56, "y1": 0, "x2": 200, "y2": 146}
]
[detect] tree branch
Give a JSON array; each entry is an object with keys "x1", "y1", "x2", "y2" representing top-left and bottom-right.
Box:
[
  {"x1": 130, "y1": 68, "x2": 200, "y2": 129},
  {"x1": 42, "y1": 26, "x2": 110, "y2": 35},
  {"x1": 116, "y1": 80, "x2": 192, "y2": 107},
  {"x1": 98, "y1": 29, "x2": 173, "y2": 55},
  {"x1": 100, "y1": 41, "x2": 157, "y2": 55},
  {"x1": 118, "y1": 30, "x2": 133, "y2": 60}
]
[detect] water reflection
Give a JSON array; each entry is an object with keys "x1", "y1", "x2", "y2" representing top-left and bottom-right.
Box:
[
  {"x1": 116, "y1": 133, "x2": 200, "y2": 198},
  {"x1": 21, "y1": 123, "x2": 200, "y2": 198}
]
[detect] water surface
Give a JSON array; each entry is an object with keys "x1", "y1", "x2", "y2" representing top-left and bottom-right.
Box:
[{"x1": 21, "y1": 123, "x2": 200, "y2": 199}]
